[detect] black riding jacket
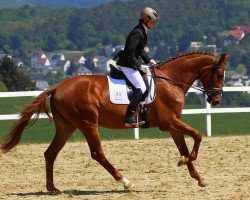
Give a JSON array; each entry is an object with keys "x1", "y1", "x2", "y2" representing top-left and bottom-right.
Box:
[{"x1": 117, "y1": 23, "x2": 151, "y2": 69}]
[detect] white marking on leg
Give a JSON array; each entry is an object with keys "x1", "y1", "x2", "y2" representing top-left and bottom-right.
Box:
[{"x1": 119, "y1": 177, "x2": 134, "y2": 189}]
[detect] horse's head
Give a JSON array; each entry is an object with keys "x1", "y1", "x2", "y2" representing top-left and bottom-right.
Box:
[{"x1": 199, "y1": 54, "x2": 230, "y2": 106}]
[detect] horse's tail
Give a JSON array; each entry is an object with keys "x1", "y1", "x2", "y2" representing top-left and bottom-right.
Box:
[{"x1": 0, "y1": 86, "x2": 57, "y2": 153}]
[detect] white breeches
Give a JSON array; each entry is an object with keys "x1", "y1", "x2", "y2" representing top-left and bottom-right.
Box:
[{"x1": 120, "y1": 66, "x2": 147, "y2": 94}]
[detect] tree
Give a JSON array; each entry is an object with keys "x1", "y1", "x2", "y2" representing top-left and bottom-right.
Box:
[
  {"x1": 46, "y1": 34, "x2": 59, "y2": 51},
  {"x1": 0, "y1": 80, "x2": 7, "y2": 92},
  {"x1": 46, "y1": 70, "x2": 66, "y2": 85},
  {"x1": 10, "y1": 35, "x2": 22, "y2": 49},
  {"x1": 0, "y1": 56, "x2": 35, "y2": 91},
  {"x1": 0, "y1": 0, "x2": 250, "y2": 70},
  {"x1": 66, "y1": 62, "x2": 79, "y2": 76},
  {"x1": 178, "y1": 26, "x2": 204, "y2": 52},
  {"x1": 241, "y1": 50, "x2": 250, "y2": 75},
  {"x1": 236, "y1": 64, "x2": 247, "y2": 75},
  {"x1": 185, "y1": 93, "x2": 204, "y2": 105},
  {"x1": 55, "y1": 69, "x2": 66, "y2": 83},
  {"x1": 46, "y1": 71, "x2": 55, "y2": 85},
  {"x1": 221, "y1": 92, "x2": 250, "y2": 107}
]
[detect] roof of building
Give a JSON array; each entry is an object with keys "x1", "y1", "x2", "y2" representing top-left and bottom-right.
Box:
[
  {"x1": 232, "y1": 25, "x2": 250, "y2": 33},
  {"x1": 31, "y1": 50, "x2": 45, "y2": 56},
  {"x1": 72, "y1": 56, "x2": 85, "y2": 62},
  {"x1": 36, "y1": 58, "x2": 48, "y2": 64},
  {"x1": 51, "y1": 54, "x2": 64, "y2": 61},
  {"x1": 228, "y1": 30, "x2": 245, "y2": 40}
]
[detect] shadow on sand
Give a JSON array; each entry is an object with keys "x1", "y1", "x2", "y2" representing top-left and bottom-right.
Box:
[
  {"x1": 11, "y1": 189, "x2": 131, "y2": 197},
  {"x1": 11, "y1": 189, "x2": 169, "y2": 197}
]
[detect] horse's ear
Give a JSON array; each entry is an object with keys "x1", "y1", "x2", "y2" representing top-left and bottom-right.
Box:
[{"x1": 218, "y1": 54, "x2": 230, "y2": 65}]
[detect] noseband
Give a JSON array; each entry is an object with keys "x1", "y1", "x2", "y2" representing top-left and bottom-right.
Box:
[{"x1": 152, "y1": 58, "x2": 225, "y2": 98}]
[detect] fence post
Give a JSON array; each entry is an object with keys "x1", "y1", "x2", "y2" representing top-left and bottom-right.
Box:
[
  {"x1": 205, "y1": 94, "x2": 212, "y2": 136},
  {"x1": 134, "y1": 128, "x2": 139, "y2": 139}
]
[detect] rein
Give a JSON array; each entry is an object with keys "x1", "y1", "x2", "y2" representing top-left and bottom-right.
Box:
[
  {"x1": 152, "y1": 71, "x2": 206, "y2": 92},
  {"x1": 151, "y1": 60, "x2": 226, "y2": 94}
]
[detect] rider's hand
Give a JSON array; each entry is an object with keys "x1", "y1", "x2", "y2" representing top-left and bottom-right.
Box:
[
  {"x1": 150, "y1": 59, "x2": 157, "y2": 66},
  {"x1": 140, "y1": 65, "x2": 150, "y2": 73}
]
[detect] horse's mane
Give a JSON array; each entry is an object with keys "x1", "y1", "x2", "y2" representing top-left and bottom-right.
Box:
[{"x1": 156, "y1": 51, "x2": 216, "y2": 67}]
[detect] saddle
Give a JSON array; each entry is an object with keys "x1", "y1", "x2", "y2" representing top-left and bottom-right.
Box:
[
  {"x1": 108, "y1": 64, "x2": 155, "y2": 103},
  {"x1": 107, "y1": 64, "x2": 156, "y2": 128}
]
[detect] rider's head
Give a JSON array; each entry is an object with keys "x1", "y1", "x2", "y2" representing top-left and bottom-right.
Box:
[{"x1": 139, "y1": 7, "x2": 159, "y2": 29}]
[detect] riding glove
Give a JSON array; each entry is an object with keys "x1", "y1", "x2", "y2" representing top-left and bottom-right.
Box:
[
  {"x1": 140, "y1": 65, "x2": 150, "y2": 73},
  {"x1": 150, "y1": 59, "x2": 157, "y2": 65}
]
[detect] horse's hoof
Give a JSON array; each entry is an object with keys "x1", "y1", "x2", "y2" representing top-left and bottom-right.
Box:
[
  {"x1": 48, "y1": 188, "x2": 61, "y2": 195},
  {"x1": 119, "y1": 177, "x2": 134, "y2": 190},
  {"x1": 177, "y1": 156, "x2": 186, "y2": 167},
  {"x1": 198, "y1": 180, "x2": 209, "y2": 187},
  {"x1": 124, "y1": 181, "x2": 134, "y2": 190}
]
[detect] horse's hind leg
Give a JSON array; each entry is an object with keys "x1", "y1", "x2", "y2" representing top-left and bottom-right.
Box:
[
  {"x1": 44, "y1": 107, "x2": 76, "y2": 194},
  {"x1": 79, "y1": 123, "x2": 134, "y2": 189},
  {"x1": 170, "y1": 131, "x2": 208, "y2": 187}
]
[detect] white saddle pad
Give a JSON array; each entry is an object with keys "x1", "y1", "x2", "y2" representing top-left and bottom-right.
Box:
[{"x1": 107, "y1": 73, "x2": 156, "y2": 105}]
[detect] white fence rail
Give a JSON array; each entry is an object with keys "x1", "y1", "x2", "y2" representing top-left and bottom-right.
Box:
[{"x1": 1, "y1": 87, "x2": 250, "y2": 138}]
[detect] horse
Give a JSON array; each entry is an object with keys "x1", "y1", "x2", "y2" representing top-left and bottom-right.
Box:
[{"x1": 0, "y1": 51, "x2": 230, "y2": 194}]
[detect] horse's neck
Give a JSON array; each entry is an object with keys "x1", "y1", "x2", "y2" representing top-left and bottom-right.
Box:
[
  {"x1": 155, "y1": 55, "x2": 215, "y2": 93},
  {"x1": 156, "y1": 59, "x2": 199, "y2": 93}
]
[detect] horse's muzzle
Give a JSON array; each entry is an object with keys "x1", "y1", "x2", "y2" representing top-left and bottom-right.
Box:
[{"x1": 206, "y1": 94, "x2": 222, "y2": 106}]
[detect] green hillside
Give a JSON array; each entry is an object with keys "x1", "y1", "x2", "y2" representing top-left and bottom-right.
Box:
[
  {"x1": 0, "y1": 0, "x2": 249, "y2": 72},
  {"x1": 0, "y1": 0, "x2": 114, "y2": 8}
]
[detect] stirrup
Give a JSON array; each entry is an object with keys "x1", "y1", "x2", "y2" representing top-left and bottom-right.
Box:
[{"x1": 125, "y1": 120, "x2": 145, "y2": 127}]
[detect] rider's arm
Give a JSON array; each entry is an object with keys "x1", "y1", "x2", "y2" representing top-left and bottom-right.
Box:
[{"x1": 141, "y1": 50, "x2": 151, "y2": 64}]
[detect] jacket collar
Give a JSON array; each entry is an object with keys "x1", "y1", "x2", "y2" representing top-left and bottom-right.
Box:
[{"x1": 142, "y1": 23, "x2": 148, "y2": 34}]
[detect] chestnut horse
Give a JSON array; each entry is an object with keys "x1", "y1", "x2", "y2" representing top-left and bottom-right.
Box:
[{"x1": 0, "y1": 52, "x2": 229, "y2": 194}]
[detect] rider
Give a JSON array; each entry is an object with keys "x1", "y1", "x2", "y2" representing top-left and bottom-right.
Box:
[{"x1": 116, "y1": 7, "x2": 159, "y2": 127}]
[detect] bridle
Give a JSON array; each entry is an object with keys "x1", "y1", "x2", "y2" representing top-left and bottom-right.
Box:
[
  {"x1": 205, "y1": 60, "x2": 226, "y2": 102},
  {"x1": 151, "y1": 58, "x2": 226, "y2": 100}
]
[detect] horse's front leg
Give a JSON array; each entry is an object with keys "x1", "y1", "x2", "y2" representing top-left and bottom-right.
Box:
[
  {"x1": 170, "y1": 131, "x2": 208, "y2": 187},
  {"x1": 162, "y1": 118, "x2": 202, "y2": 163},
  {"x1": 174, "y1": 119, "x2": 202, "y2": 163}
]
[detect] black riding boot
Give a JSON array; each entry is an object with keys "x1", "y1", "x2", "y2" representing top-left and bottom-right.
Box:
[{"x1": 125, "y1": 88, "x2": 145, "y2": 127}]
